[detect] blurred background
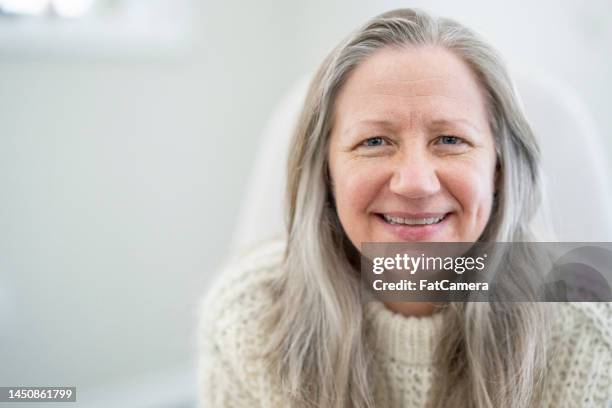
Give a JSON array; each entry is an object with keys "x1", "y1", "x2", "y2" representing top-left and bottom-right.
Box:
[{"x1": 1, "y1": 0, "x2": 611, "y2": 407}]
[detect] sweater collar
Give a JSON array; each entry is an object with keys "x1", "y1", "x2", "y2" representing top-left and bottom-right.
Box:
[{"x1": 363, "y1": 299, "x2": 445, "y2": 365}]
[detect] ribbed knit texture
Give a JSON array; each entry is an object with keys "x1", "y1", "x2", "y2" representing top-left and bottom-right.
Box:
[{"x1": 198, "y1": 240, "x2": 612, "y2": 407}]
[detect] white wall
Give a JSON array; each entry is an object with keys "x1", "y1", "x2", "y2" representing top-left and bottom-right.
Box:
[{"x1": 0, "y1": 0, "x2": 610, "y2": 403}]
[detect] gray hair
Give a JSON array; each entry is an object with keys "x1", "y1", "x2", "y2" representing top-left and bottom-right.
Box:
[{"x1": 264, "y1": 8, "x2": 551, "y2": 408}]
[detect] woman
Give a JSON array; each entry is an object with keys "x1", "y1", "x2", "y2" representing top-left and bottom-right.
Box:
[{"x1": 199, "y1": 8, "x2": 612, "y2": 408}]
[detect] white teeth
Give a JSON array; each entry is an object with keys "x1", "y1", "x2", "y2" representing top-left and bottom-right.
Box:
[{"x1": 383, "y1": 214, "x2": 445, "y2": 225}]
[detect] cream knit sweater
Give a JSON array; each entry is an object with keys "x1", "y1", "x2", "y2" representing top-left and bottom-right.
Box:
[{"x1": 198, "y1": 240, "x2": 612, "y2": 407}]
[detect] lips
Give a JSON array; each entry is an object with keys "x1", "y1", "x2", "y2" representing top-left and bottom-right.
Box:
[
  {"x1": 382, "y1": 213, "x2": 446, "y2": 225},
  {"x1": 375, "y1": 212, "x2": 452, "y2": 241}
]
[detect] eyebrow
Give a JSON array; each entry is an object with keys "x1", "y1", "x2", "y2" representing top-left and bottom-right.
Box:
[
  {"x1": 340, "y1": 117, "x2": 482, "y2": 138},
  {"x1": 429, "y1": 118, "x2": 483, "y2": 133},
  {"x1": 340, "y1": 119, "x2": 398, "y2": 138}
]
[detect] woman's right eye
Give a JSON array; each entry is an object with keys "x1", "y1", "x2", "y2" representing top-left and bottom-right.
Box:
[{"x1": 362, "y1": 136, "x2": 386, "y2": 147}]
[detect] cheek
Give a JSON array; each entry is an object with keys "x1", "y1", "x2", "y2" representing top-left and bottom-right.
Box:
[
  {"x1": 331, "y1": 160, "x2": 386, "y2": 226},
  {"x1": 445, "y1": 162, "x2": 495, "y2": 222}
]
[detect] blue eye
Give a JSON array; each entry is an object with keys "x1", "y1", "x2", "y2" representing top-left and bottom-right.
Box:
[
  {"x1": 363, "y1": 137, "x2": 386, "y2": 147},
  {"x1": 438, "y1": 135, "x2": 461, "y2": 145}
]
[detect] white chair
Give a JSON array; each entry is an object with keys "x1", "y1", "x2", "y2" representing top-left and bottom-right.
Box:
[{"x1": 231, "y1": 72, "x2": 612, "y2": 252}]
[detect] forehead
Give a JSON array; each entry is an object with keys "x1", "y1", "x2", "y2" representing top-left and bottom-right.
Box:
[{"x1": 332, "y1": 46, "x2": 490, "y2": 129}]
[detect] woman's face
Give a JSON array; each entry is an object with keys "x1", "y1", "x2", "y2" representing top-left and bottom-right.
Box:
[{"x1": 328, "y1": 46, "x2": 497, "y2": 246}]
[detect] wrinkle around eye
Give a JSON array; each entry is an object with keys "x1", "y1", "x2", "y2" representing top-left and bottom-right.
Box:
[{"x1": 431, "y1": 139, "x2": 473, "y2": 157}]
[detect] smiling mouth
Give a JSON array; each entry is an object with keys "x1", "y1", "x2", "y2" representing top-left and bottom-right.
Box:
[{"x1": 378, "y1": 213, "x2": 449, "y2": 226}]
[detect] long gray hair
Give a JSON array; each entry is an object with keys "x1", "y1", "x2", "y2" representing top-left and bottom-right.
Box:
[{"x1": 264, "y1": 8, "x2": 550, "y2": 408}]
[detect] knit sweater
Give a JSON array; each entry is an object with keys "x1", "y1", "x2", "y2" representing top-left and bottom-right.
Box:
[{"x1": 198, "y1": 240, "x2": 612, "y2": 407}]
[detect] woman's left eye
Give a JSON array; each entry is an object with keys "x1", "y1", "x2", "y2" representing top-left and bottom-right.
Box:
[{"x1": 436, "y1": 135, "x2": 463, "y2": 145}]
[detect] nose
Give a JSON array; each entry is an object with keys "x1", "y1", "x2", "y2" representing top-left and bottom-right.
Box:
[{"x1": 388, "y1": 151, "x2": 441, "y2": 199}]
